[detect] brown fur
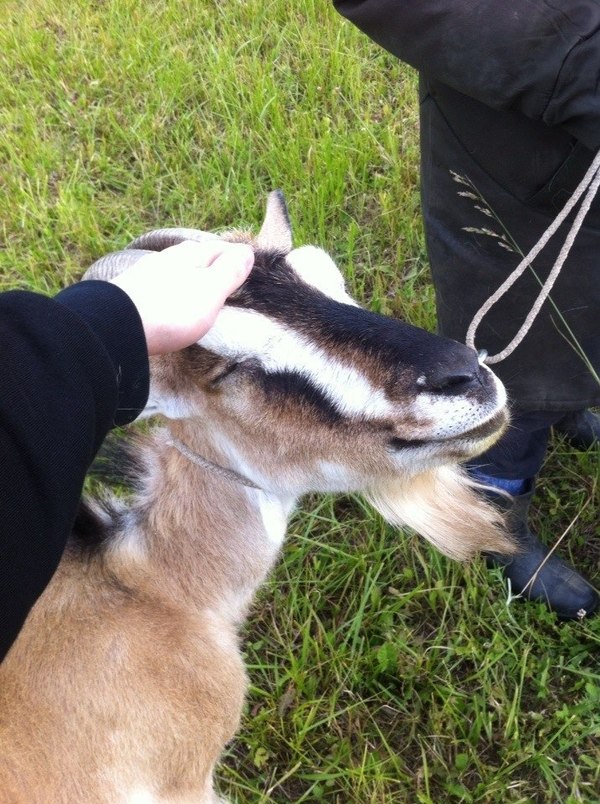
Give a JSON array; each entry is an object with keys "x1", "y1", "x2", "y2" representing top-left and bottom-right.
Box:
[{"x1": 0, "y1": 437, "x2": 264, "y2": 803}]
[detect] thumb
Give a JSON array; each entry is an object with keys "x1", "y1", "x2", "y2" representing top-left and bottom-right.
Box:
[
  {"x1": 186, "y1": 243, "x2": 255, "y2": 337},
  {"x1": 204, "y1": 243, "x2": 254, "y2": 299}
]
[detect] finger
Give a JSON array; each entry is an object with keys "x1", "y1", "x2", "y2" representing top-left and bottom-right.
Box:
[
  {"x1": 159, "y1": 239, "x2": 243, "y2": 269},
  {"x1": 205, "y1": 243, "x2": 254, "y2": 293},
  {"x1": 186, "y1": 245, "x2": 254, "y2": 336}
]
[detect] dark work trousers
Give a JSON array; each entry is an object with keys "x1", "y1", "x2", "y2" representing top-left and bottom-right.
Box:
[
  {"x1": 419, "y1": 79, "x2": 600, "y2": 412},
  {"x1": 419, "y1": 80, "x2": 600, "y2": 482}
]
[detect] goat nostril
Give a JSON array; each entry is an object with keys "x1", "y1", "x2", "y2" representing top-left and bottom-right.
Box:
[
  {"x1": 423, "y1": 370, "x2": 482, "y2": 395},
  {"x1": 417, "y1": 344, "x2": 488, "y2": 395}
]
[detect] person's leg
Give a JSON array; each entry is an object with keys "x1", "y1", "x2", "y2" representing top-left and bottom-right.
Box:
[
  {"x1": 418, "y1": 78, "x2": 600, "y2": 411},
  {"x1": 418, "y1": 81, "x2": 599, "y2": 617}
]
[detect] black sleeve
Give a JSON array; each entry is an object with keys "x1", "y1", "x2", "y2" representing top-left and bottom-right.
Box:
[
  {"x1": 333, "y1": 0, "x2": 600, "y2": 150},
  {"x1": 0, "y1": 281, "x2": 149, "y2": 661}
]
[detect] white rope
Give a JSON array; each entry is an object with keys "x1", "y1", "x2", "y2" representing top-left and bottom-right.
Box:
[{"x1": 466, "y1": 149, "x2": 600, "y2": 364}]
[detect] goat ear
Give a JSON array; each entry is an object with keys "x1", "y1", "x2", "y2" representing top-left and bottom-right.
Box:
[{"x1": 255, "y1": 190, "x2": 293, "y2": 253}]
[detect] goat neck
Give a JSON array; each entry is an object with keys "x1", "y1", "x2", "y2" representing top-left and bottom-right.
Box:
[{"x1": 121, "y1": 422, "x2": 295, "y2": 625}]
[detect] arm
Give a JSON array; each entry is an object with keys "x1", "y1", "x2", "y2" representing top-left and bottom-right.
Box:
[
  {"x1": 0, "y1": 283, "x2": 149, "y2": 661},
  {"x1": 0, "y1": 241, "x2": 253, "y2": 661},
  {"x1": 334, "y1": 0, "x2": 600, "y2": 149}
]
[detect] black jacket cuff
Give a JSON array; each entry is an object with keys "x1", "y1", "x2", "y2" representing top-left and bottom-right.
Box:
[{"x1": 55, "y1": 281, "x2": 150, "y2": 426}]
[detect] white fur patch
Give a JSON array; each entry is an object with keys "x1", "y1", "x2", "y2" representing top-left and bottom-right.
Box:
[
  {"x1": 285, "y1": 245, "x2": 358, "y2": 305},
  {"x1": 255, "y1": 490, "x2": 293, "y2": 546},
  {"x1": 142, "y1": 379, "x2": 195, "y2": 420},
  {"x1": 109, "y1": 514, "x2": 147, "y2": 563},
  {"x1": 204, "y1": 605, "x2": 246, "y2": 646},
  {"x1": 210, "y1": 429, "x2": 271, "y2": 489},
  {"x1": 209, "y1": 430, "x2": 298, "y2": 529},
  {"x1": 199, "y1": 309, "x2": 395, "y2": 419},
  {"x1": 316, "y1": 460, "x2": 361, "y2": 492},
  {"x1": 124, "y1": 787, "x2": 157, "y2": 804}
]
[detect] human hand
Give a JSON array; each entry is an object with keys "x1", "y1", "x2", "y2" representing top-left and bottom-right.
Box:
[{"x1": 110, "y1": 240, "x2": 254, "y2": 355}]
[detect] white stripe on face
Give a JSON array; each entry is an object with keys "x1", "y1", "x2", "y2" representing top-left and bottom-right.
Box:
[{"x1": 198, "y1": 307, "x2": 396, "y2": 419}]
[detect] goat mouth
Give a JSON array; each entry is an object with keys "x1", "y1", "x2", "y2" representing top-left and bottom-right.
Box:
[
  {"x1": 388, "y1": 410, "x2": 508, "y2": 452},
  {"x1": 453, "y1": 410, "x2": 509, "y2": 443}
]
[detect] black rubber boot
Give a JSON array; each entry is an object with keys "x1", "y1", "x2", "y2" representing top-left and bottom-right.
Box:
[
  {"x1": 553, "y1": 409, "x2": 600, "y2": 450},
  {"x1": 486, "y1": 490, "x2": 599, "y2": 620}
]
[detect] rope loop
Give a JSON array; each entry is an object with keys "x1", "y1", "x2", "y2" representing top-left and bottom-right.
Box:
[{"x1": 466, "y1": 149, "x2": 600, "y2": 364}]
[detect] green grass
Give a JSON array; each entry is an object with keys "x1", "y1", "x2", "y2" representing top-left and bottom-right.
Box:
[{"x1": 1, "y1": 1, "x2": 599, "y2": 801}]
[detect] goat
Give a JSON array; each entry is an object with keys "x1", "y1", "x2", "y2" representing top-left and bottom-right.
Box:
[{"x1": 0, "y1": 192, "x2": 514, "y2": 803}]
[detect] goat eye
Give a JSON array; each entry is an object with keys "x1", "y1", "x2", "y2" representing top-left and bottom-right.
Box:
[{"x1": 211, "y1": 362, "x2": 239, "y2": 385}]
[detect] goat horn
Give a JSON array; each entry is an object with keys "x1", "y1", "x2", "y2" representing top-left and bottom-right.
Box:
[
  {"x1": 127, "y1": 229, "x2": 220, "y2": 251},
  {"x1": 82, "y1": 229, "x2": 221, "y2": 282},
  {"x1": 81, "y1": 249, "x2": 153, "y2": 282}
]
